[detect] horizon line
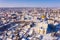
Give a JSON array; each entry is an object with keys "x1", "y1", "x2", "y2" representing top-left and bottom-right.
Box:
[{"x1": 0, "y1": 7, "x2": 60, "y2": 8}]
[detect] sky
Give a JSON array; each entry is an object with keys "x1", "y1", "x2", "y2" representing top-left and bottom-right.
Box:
[{"x1": 0, "y1": 0, "x2": 60, "y2": 7}]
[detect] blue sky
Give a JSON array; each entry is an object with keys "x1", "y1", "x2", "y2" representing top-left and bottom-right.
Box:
[{"x1": 0, "y1": 0, "x2": 60, "y2": 7}]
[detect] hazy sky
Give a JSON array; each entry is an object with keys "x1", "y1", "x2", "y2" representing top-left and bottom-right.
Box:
[{"x1": 0, "y1": 0, "x2": 60, "y2": 7}]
